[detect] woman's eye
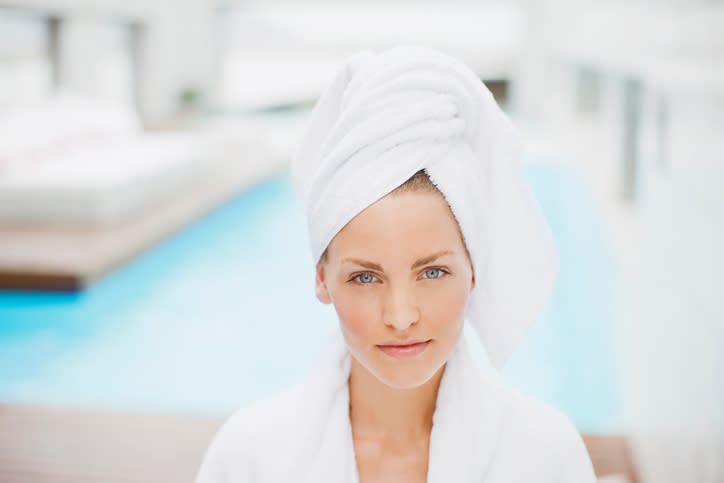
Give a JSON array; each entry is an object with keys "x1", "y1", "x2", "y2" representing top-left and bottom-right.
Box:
[
  {"x1": 422, "y1": 268, "x2": 444, "y2": 279},
  {"x1": 353, "y1": 272, "x2": 377, "y2": 284}
]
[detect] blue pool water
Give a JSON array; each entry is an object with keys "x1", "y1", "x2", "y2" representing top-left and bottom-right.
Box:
[{"x1": 0, "y1": 166, "x2": 620, "y2": 433}]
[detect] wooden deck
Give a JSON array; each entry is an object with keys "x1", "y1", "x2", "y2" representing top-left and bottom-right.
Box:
[
  {"x1": 0, "y1": 404, "x2": 220, "y2": 483},
  {"x1": 0, "y1": 403, "x2": 638, "y2": 482},
  {"x1": 584, "y1": 434, "x2": 639, "y2": 482}
]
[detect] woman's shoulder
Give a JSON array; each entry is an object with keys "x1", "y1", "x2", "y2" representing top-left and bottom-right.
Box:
[
  {"x1": 195, "y1": 385, "x2": 304, "y2": 482},
  {"x1": 487, "y1": 381, "x2": 597, "y2": 481},
  {"x1": 497, "y1": 382, "x2": 583, "y2": 445}
]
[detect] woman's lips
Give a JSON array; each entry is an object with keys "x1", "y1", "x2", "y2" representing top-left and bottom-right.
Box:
[{"x1": 377, "y1": 340, "x2": 431, "y2": 359}]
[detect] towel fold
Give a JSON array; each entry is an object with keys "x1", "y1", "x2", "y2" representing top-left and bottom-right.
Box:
[{"x1": 291, "y1": 45, "x2": 558, "y2": 369}]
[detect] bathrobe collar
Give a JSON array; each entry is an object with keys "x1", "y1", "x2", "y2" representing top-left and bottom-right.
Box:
[{"x1": 300, "y1": 327, "x2": 507, "y2": 482}]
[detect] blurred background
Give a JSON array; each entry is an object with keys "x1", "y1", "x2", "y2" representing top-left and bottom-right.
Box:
[{"x1": 0, "y1": 0, "x2": 722, "y2": 482}]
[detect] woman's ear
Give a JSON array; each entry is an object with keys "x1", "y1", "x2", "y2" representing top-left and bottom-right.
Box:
[{"x1": 315, "y1": 261, "x2": 332, "y2": 304}]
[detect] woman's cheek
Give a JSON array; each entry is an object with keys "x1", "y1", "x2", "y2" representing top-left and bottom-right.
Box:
[
  {"x1": 333, "y1": 286, "x2": 380, "y2": 337},
  {"x1": 419, "y1": 282, "x2": 468, "y2": 326}
]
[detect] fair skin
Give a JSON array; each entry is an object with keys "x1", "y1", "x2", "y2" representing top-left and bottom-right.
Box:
[{"x1": 314, "y1": 190, "x2": 475, "y2": 482}]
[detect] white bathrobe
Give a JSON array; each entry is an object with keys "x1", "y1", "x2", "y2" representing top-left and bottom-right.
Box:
[{"x1": 196, "y1": 327, "x2": 597, "y2": 482}]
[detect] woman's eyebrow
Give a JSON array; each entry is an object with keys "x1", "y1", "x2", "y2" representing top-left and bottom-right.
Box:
[
  {"x1": 341, "y1": 250, "x2": 454, "y2": 272},
  {"x1": 410, "y1": 250, "x2": 454, "y2": 270}
]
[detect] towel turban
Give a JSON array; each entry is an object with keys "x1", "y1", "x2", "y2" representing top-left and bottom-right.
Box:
[{"x1": 290, "y1": 45, "x2": 559, "y2": 370}]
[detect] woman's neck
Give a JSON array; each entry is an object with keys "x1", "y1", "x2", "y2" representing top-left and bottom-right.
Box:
[{"x1": 348, "y1": 357, "x2": 446, "y2": 444}]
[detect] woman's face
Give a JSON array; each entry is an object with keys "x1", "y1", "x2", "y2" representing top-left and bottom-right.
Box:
[{"x1": 315, "y1": 190, "x2": 475, "y2": 389}]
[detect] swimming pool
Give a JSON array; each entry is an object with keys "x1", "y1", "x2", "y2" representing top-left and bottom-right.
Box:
[{"x1": 0, "y1": 164, "x2": 620, "y2": 433}]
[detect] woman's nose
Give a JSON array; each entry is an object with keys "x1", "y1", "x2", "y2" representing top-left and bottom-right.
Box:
[{"x1": 382, "y1": 283, "x2": 420, "y2": 330}]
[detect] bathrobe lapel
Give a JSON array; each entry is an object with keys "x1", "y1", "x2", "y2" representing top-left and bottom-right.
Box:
[
  {"x1": 300, "y1": 329, "x2": 505, "y2": 483},
  {"x1": 427, "y1": 336, "x2": 507, "y2": 482},
  {"x1": 300, "y1": 329, "x2": 357, "y2": 483}
]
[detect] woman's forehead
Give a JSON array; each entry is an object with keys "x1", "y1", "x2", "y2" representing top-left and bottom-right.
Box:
[
  {"x1": 328, "y1": 190, "x2": 467, "y2": 261},
  {"x1": 355, "y1": 190, "x2": 455, "y2": 226}
]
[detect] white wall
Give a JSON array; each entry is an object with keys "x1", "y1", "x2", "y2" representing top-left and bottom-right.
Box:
[{"x1": 0, "y1": 11, "x2": 52, "y2": 107}]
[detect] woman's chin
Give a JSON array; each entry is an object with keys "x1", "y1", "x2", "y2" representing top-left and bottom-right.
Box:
[{"x1": 373, "y1": 364, "x2": 442, "y2": 390}]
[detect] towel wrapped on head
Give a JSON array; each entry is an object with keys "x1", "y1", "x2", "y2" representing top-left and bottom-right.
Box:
[{"x1": 291, "y1": 44, "x2": 558, "y2": 369}]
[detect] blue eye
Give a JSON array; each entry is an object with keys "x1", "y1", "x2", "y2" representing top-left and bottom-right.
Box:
[
  {"x1": 354, "y1": 272, "x2": 377, "y2": 284},
  {"x1": 423, "y1": 268, "x2": 444, "y2": 279}
]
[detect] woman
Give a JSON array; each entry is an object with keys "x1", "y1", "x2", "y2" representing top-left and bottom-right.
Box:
[{"x1": 196, "y1": 45, "x2": 597, "y2": 482}]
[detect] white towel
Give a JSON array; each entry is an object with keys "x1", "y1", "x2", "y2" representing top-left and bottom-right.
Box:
[
  {"x1": 196, "y1": 327, "x2": 596, "y2": 482},
  {"x1": 290, "y1": 44, "x2": 558, "y2": 369}
]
